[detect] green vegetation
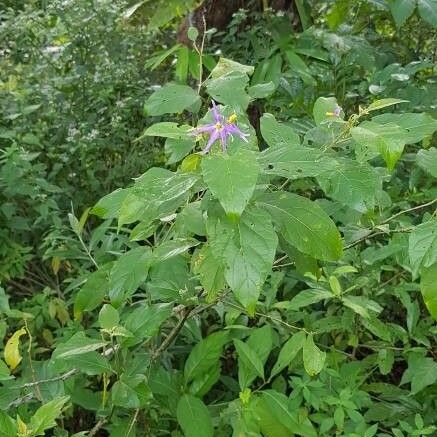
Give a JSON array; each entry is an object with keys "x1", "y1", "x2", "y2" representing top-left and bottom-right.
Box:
[{"x1": 0, "y1": 1, "x2": 436, "y2": 435}]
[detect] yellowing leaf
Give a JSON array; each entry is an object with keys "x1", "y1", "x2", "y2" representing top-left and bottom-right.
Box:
[{"x1": 4, "y1": 327, "x2": 27, "y2": 370}]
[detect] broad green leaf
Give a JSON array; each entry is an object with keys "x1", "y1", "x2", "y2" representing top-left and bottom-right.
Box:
[
  {"x1": 62, "y1": 351, "x2": 112, "y2": 376},
  {"x1": 202, "y1": 148, "x2": 259, "y2": 217},
  {"x1": 418, "y1": 0, "x2": 437, "y2": 26},
  {"x1": 248, "y1": 81, "x2": 275, "y2": 98},
  {"x1": 91, "y1": 188, "x2": 129, "y2": 219},
  {"x1": 342, "y1": 296, "x2": 383, "y2": 319},
  {"x1": 401, "y1": 353, "x2": 437, "y2": 394},
  {"x1": 210, "y1": 57, "x2": 254, "y2": 79},
  {"x1": 313, "y1": 97, "x2": 342, "y2": 125},
  {"x1": 420, "y1": 263, "x2": 437, "y2": 320},
  {"x1": 108, "y1": 246, "x2": 151, "y2": 305},
  {"x1": 4, "y1": 327, "x2": 26, "y2": 370},
  {"x1": 98, "y1": 304, "x2": 119, "y2": 330},
  {"x1": 52, "y1": 332, "x2": 107, "y2": 360},
  {"x1": 409, "y1": 219, "x2": 437, "y2": 278},
  {"x1": 258, "y1": 192, "x2": 342, "y2": 261},
  {"x1": 193, "y1": 245, "x2": 226, "y2": 301},
  {"x1": 260, "y1": 113, "x2": 300, "y2": 147},
  {"x1": 378, "y1": 348, "x2": 395, "y2": 375},
  {"x1": 0, "y1": 411, "x2": 17, "y2": 437},
  {"x1": 303, "y1": 334, "x2": 326, "y2": 376},
  {"x1": 285, "y1": 288, "x2": 333, "y2": 311},
  {"x1": 389, "y1": 0, "x2": 416, "y2": 27},
  {"x1": 351, "y1": 121, "x2": 407, "y2": 170},
  {"x1": 165, "y1": 137, "x2": 195, "y2": 163},
  {"x1": 284, "y1": 49, "x2": 315, "y2": 85},
  {"x1": 184, "y1": 331, "x2": 228, "y2": 384},
  {"x1": 29, "y1": 396, "x2": 69, "y2": 436},
  {"x1": 247, "y1": 326, "x2": 274, "y2": 365},
  {"x1": 234, "y1": 338, "x2": 265, "y2": 389},
  {"x1": 177, "y1": 394, "x2": 213, "y2": 437},
  {"x1": 417, "y1": 147, "x2": 437, "y2": 177},
  {"x1": 124, "y1": 303, "x2": 172, "y2": 346},
  {"x1": 206, "y1": 71, "x2": 251, "y2": 110},
  {"x1": 152, "y1": 239, "x2": 198, "y2": 263},
  {"x1": 177, "y1": 201, "x2": 206, "y2": 236},
  {"x1": 208, "y1": 206, "x2": 278, "y2": 311},
  {"x1": 0, "y1": 359, "x2": 10, "y2": 381},
  {"x1": 317, "y1": 159, "x2": 382, "y2": 212},
  {"x1": 112, "y1": 380, "x2": 140, "y2": 408},
  {"x1": 259, "y1": 143, "x2": 338, "y2": 179},
  {"x1": 74, "y1": 263, "x2": 112, "y2": 319},
  {"x1": 118, "y1": 169, "x2": 198, "y2": 226},
  {"x1": 270, "y1": 331, "x2": 306, "y2": 378},
  {"x1": 142, "y1": 122, "x2": 192, "y2": 139},
  {"x1": 259, "y1": 390, "x2": 317, "y2": 437},
  {"x1": 0, "y1": 287, "x2": 10, "y2": 314},
  {"x1": 366, "y1": 98, "x2": 408, "y2": 112},
  {"x1": 372, "y1": 113, "x2": 437, "y2": 144},
  {"x1": 143, "y1": 83, "x2": 200, "y2": 116}
]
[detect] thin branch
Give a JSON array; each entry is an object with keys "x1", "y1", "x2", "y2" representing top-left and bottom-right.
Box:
[
  {"x1": 381, "y1": 198, "x2": 437, "y2": 224},
  {"x1": 151, "y1": 308, "x2": 193, "y2": 360},
  {"x1": 124, "y1": 408, "x2": 140, "y2": 437},
  {"x1": 344, "y1": 228, "x2": 412, "y2": 250}
]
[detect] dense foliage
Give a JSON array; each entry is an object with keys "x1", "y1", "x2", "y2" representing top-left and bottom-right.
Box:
[{"x1": 1, "y1": 1, "x2": 437, "y2": 436}]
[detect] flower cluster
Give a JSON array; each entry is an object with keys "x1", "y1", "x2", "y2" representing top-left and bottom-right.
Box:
[{"x1": 191, "y1": 101, "x2": 249, "y2": 154}]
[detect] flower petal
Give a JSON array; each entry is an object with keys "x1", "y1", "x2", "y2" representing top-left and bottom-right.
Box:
[
  {"x1": 227, "y1": 124, "x2": 249, "y2": 142},
  {"x1": 202, "y1": 129, "x2": 220, "y2": 154},
  {"x1": 190, "y1": 124, "x2": 216, "y2": 136},
  {"x1": 211, "y1": 100, "x2": 223, "y2": 124}
]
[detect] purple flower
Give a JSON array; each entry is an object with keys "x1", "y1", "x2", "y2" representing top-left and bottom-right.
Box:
[
  {"x1": 190, "y1": 101, "x2": 249, "y2": 154},
  {"x1": 326, "y1": 104, "x2": 342, "y2": 117}
]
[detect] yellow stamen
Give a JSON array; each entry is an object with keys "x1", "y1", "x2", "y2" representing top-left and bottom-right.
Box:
[
  {"x1": 228, "y1": 113, "x2": 238, "y2": 123},
  {"x1": 215, "y1": 122, "x2": 222, "y2": 130}
]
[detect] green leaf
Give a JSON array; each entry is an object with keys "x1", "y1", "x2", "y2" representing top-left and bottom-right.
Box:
[
  {"x1": 108, "y1": 246, "x2": 151, "y2": 305},
  {"x1": 317, "y1": 159, "x2": 382, "y2": 212},
  {"x1": 303, "y1": 334, "x2": 326, "y2": 376},
  {"x1": 401, "y1": 353, "x2": 437, "y2": 394},
  {"x1": 259, "y1": 390, "x2": 317, "y2": 437},
  {"x1": 208, "y1": 206, "x2": 278, "y2": 311},
  {"x1": 124, "y1": 303, "x2": 173, "y2": 346},
  {"x1": 165, "y1": 137, "x2": 195, "y2": 164},
  {"x1": 152, "y1": 238, "x2": 198, "y2": 263},
  {"x1": 112, "y1": 380, "x2": 140, "y2": 408},
  {"x1": 417, "y1": 0, "x2": 437, "y2": 27},
  {"x1": 313, "y1": 97, "x2": 342, "y2": 125},
  {"x1": 184, "y1": 331, "x2": 228, "y2": 384},
  {"x1": 342, "y1": 296, "x2": 383, "y2": 319},
  {"x1": 177, "y1": 394, "x2": 213, "y2": 437},
  {"x1": 193, "y1": 245, "x2": 226, "y2": 301},
  {"x1": 52, "y1": 332, "x2": 107, "y2": 360},
  {"x1": 99, "y1": 304, "x2": 119, "y2": 330},
  {"x1": 234, "y1": 338, "x2": 265, "y2": 389},
  {"x1": 142, "y1": 122, "x2": 192, "y2": 139},
  {"x1": 206, "y1": 71, "x2": 250, "y2": 110},
  {"x1": 210, "y1": 57, "x2": 254, "y2": 79},
  {"x1": 63, "y1": 352, "x2": 112, "y2": 376},
  {"x1": 91, "y1": 188, "x2": 129, "y2": 219},
  {"x1": 248, "y1": 81, "x2": 275, "y2": 98},
  {"x1": 259, "y1": 143, "x2": 337, "y2": 179},
  {"x1": 284, "y1": 49, "x2": 315, "y2": 85},
  {"x1": 74, "y1": 264, "x2": 112, "y2": 319},
  {"x1": 143, "y1": 83, "x2": 200, "y2": 116},
  {"x1": 29, "y1": 396, "x2": 69, "y2": 436},
  {"x1": 202, "y1": 148, "x2": 259, "y2": 217},
  {"x1": 409, "y1": 219, "x2": 437, "y2": 278},
  {"x1": 417, "y1": 147, "x2": 437, "y2": 177},
  {"x1": 118, "y1": 169, "x2": 198, "y2": 226},
  {"x1": 366, "y1": 98, "x2": 408, "y2": 112},
  {"x1": 420, "y1": 263, "x2": 437, "y2": 320},
  {"x1": 286, "y1": 288, "x2": 333, "y2": 311},
  {"x1": 372, "y1": 113, "x2": 437, "y2": 144},
  {"x1": 0, "y1": 411, "x2": 17, "y2": 437},
  {"x1": 351, "y1": 121, "x2": 407, "y2": 171},
  {"x1": 389, "y1": 0, "x2": 416, "y2": 27},
  {"x1": 258, "y1": 192, "x2": 342, "y2": 261},
  {"x1": 260, "y1": 113, "x2": 299, "y2": 147},
  {"x1": 378, "y1": 348, "x2": 395, "y2": 375},
  {"x1": 270, "y1": 331, "x2": 306, "y2": 378}
]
